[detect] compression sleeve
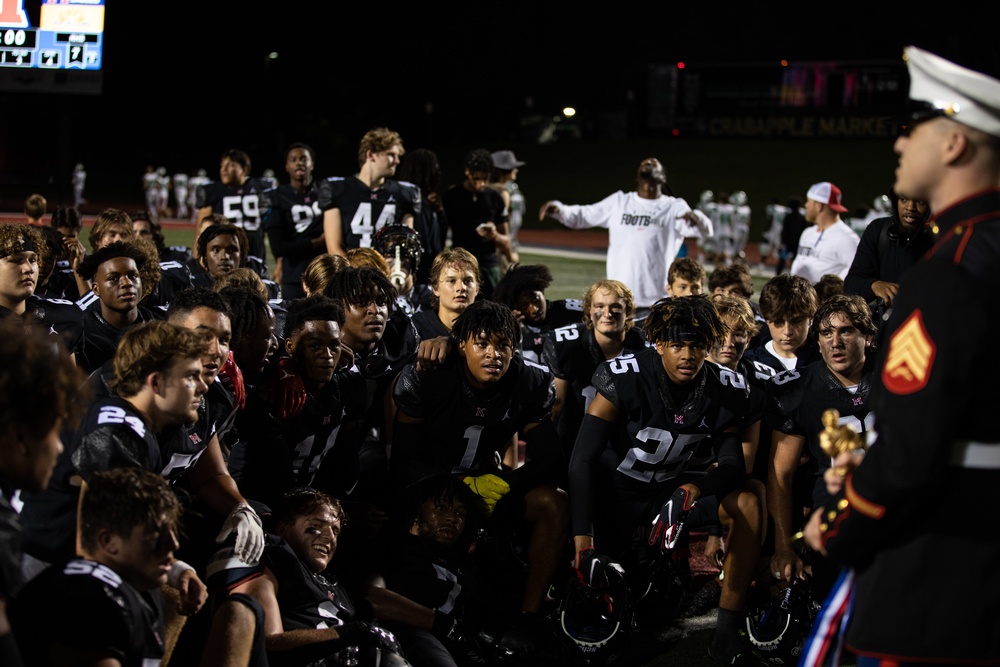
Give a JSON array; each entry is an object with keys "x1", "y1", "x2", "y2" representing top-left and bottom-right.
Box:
[{"x1": 568, "y1": 414, "x2": 615, "y2": 536}]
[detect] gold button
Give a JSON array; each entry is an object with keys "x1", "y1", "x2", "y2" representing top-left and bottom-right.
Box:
[
  {"x1": 955, "y1": 226, "x2": 964, "y2": 234},
  {"x1": 838, "y1": 499, "x2": 849, "y2": 510},
  {"x1": 820, "y1": 523, "x2": 828, "y2": 531},
  {"x1": 828, "y1": 511, "x2": 837, "y2": 521}
]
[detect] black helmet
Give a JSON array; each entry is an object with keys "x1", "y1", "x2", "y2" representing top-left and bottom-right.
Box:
[
  {"x1": 374, "y1": 224, "x2": 424, "y2": 288},
  {"x1": 746, "y1": 578, "x2": 820, "y2": 665},
  {"x1": 558, "y1": 561, "x2": 633, "y2": 664}
]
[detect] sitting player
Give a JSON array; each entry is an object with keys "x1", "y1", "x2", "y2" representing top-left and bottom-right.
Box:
[
  {"x1": 410, "y1": 248, "x2": 480, "y2": 340},
  {"x1": 373, "y1": 224, "x2": 432, "y2": 315},
  {"x1": 666, "y1": 256, "x2": 706, "y2": 297},
  {"x1": 743, "y1": 273, "x2": 821, "y2": 378},
  {"x1": 210, "y1": 487, "x2": 408, "y2": 666},
  {"x1": 567, "y1": 295, "x2": 762, "y2": 664},
  {"x1": 541, "y1": 279, "x2": 647, "y2": 455},
  {"x1": 391, "y1": 300, "x2": 568, "y2": 632},
  {"x1": 491, "y1": 263, "x2": 585, "y2": 364}
]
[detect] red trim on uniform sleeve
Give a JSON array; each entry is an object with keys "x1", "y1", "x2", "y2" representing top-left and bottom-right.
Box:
[
  {"x1": 882, "y1": 310, "x2": 936, "y2": 395},
  {"x1": 845, "y1": 474, "x2": 886, "y2": 520}
]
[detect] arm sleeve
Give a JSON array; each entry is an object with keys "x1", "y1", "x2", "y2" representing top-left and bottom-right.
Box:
[
  {"x1": 692, "y1": 429, "x2": 745, "y2": 500},
  {"x1": 843, "y1": 219, "x2": 885, "y2": 301},
  {"x1": 568, "y1": 414, "x2": 615, "y2": 536},
  {"x1": 549, "y1": 193, "x2": 622, "y2": 230}
]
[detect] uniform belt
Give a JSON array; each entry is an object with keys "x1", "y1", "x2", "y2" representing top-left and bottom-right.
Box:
[{"x1": 950, "y1": 440, "x2": 1000, "y2": 469}]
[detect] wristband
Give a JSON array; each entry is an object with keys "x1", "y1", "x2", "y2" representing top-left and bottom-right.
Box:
[{"x1": 167, "y1": 560, "x2": 195, "y2": 588}]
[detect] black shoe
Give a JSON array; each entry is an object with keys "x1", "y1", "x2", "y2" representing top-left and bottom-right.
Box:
[{"x1": 708, "y1": 628, "x2": 761, "y2": 665}]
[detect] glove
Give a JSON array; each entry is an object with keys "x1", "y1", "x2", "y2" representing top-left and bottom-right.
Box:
[
  {"x1": 217, "y1": 350, "x2": 246, "y2": 409},
  {"x1": 576, "y1": 546, "x2": 610, "y2": 589},
  {"x1": 336, "y1": 621, "x2": 402, "y2": 653},
  {"x1": 268, "y1": 356, "x2": 306, "y2": 420},
  {"x1": 649, "y1": 487, "x2": 696, "y2": 551},
  {"x1": 215, "y1": 503, "x2": 264, "y2": 564},
  {"x1": 462, "y1": 474, "x2": 510, "y2": 516}
]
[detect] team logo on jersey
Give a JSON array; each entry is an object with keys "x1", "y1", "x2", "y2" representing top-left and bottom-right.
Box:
[
  {"x1": 852, "y1": 397, "x2": 864, "y2": 406},
  {"x1": 883, "y1": 309, "x2": 936, "y2": 395},
  {"x1": 476, "y1": 407, "x2": 487, "y2": 417},
  {"x1": 674, "y1": 415, "x2": 684, "y2": 425},
  {"x1": 698, "y1": 417, "x2": 708, "y2": 429}
]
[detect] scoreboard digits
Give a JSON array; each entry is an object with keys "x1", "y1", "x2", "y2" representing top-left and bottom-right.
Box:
[{"x1": 0, "y1": 0, "x2": 104, "y2": 71}]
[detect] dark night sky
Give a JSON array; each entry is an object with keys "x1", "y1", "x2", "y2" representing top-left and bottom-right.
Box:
[{"x1": 2, "y1": 3, "x2": 998, "y2": 201}]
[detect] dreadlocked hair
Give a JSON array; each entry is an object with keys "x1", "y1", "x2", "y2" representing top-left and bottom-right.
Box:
[
  {"x1": 322, "y1": 266, "x2": 396, "y2": 311},
  {"x1": 491, "y1": 263, "x2": 553, "y2": 309},
  {"x1": 642, "y1": 294, "x2": 728, "y2": 347},
  {"x1": 217, "y1": 285, "x2": 270, "y2": 348},
  {"x1": 451, "y1": 299, "x2": 521, "y2": 348}
]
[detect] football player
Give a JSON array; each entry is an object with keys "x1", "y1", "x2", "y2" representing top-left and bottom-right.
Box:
[
  {"x1": 743, "y1": 273, "x2": 821, "y2": 378},
  {"x1": 320, "y1": 128, "x2": 420, "y2": 254},
  {"x1": 196, "y1": 149, "x2": 271, "y2": 266},
  {"x1": 13, "y1": 468, "x2": 205, "y2": 667},
  {"x1": 391, "y1": 299, "x2": 568, "y2": 621},
  {"x1": 567, "y1": 295, "x2": 761, "y2": 664},
  {"x1": 410, "y1": 247, "x2": 480, "y2": 340},
  {"x1": 373, "y1": 223, "x2": 431, "y2": 315},
  {"x1": 541, "y1": 279, "x2": 647, "y2": 455},
  {"x1": 766, "y1": 294, "x2": 876, "y2": 600},
  {"x1": 262, "y1": 143, "x2": 326, "y2": 300},
  {"x1": 492, "y1": 262, "x2": 585, "y2": 364},
  {"x1": 666, "y1": 256, "x2": 706, "y2": 297}
]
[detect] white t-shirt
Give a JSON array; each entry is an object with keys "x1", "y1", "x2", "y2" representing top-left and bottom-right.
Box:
[
  {"x1": 551, "y1": 191, "x2": 712, "y2": 307},
  {"x1": 790, "y1": 220, "x2": 860, "y2": 283}
]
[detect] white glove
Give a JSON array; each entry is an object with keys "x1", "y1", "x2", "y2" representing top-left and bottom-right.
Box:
[{"x1": 216, "y1": 503, "x2": 264, "y2": 564}]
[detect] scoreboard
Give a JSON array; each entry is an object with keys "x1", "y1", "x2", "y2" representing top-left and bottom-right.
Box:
[{"x1": 0, "y1": 0, "x2": 104, "y2": 71}]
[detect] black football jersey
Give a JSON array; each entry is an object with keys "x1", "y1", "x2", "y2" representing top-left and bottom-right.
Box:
[
  {"x1": 12, "y1": 559, "x2": 165, "y2": 667},
  {"x1": 317, "y1": 176, "x2": 421, "y2": 251},
  {"x1": 261, "y1": 182, "x2": 325, "y2": 290},
  {"x1": 765, "y1": 359, "x2": 875, "y2": 506},
  {"x1": 592, "y1": 348, "x2": 751, "y2": 498},
  {"x1": 541, "y1": 323, "x2": 648, "y2": 450},
  {"x1": 742, "y1": 338, "x2": 822, "y2": 379},
  {"x1": 75, "y1": 307, "x2": 156, "y2": 375},
  {"x1": 18, "y1": 294, "x2": 85, "y2": 352},
  {"x1": 140, "y1": 259, "x2": 193, "y2": 311},
  {"x1": 196, "y1": 178, "x2": 270, "y2": 261},
  {"x1": 260, "y1": 536, "x2": 356, "y2": 630},
  {"x1": 410, "y1": 308, "x2": 450, "y2": 341},
  {"x1": 519, "y1": 298, "x2": 585, "y2": 364},
  {"x1": 375, "y1": 532, "x2": 467, "y2": 622},
  {"x1": 229, "y1": 369, "x2": 368, "y2": 507},
  {"x1": 392, "y1": 353, "x2": 555, "y2": 479},
  {"x1": 0, "y1": 482, "x2": 23, "y2": 600}
]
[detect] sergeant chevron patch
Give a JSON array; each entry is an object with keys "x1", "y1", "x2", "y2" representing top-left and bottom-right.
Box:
[{"x1": 882, "y1": 309, "x2": 936, "y2": 395}]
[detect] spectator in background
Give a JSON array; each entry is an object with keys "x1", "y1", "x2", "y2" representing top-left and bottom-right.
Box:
[
  {"x1": 790, "y1": 182, "x2": 860, "y2": 283},
  {"x1": 23, "y1": 194, "x2": 46, "y2": 227},
  {"x1": 776, "y1": 198, "x2": 807, "y2": 276},
  {"x1": 490, "y1": 150, "x2": 527, "y2": 271}
]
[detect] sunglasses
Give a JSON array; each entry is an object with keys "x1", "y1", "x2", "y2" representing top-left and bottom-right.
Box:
[{"x1": 895, "y1": 102, "x2": 956, "y2": 138}]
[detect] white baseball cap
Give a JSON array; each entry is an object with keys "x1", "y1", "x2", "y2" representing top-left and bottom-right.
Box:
[
  {"x1": 904, "y1": 45, "x2": 1000, "y2": 138},
  {"x1": 806, "y1": 182, "x2": 848, "y2": 213}
]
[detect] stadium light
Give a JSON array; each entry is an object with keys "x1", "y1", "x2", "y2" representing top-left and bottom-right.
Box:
[{"x1": 562, "y1": 107, "x2": 576, "y2": 117}]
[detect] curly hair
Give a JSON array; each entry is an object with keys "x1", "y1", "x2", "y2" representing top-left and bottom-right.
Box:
[
  {"x1": 451, "y1": 299, "x2": 521, "y2": 348},
  {"x1": 79, "y1": 467, "x2": 182, "y2": 555},
  {"x1": 166, "y1": 287, "x2": 232, "y2": 322},
  {"x1": 463, "y1": 148, "x2": 494, "y2": 174},
  {"x1": 323, "y1": 266, "x2": 396, "y2": 310},
  {"x1": 0, "y1": 318, "x2": 85, "y2": 443},
  {"x1": 492, "y1": 264, "x2": 553, "y2": 309},
  {"x1": 642, "y1": 294, "x2": 727, "y2": 347},
  {"x1": 0, "y1": 223, "x2": 44, "y2": 263},
  {"x1": 583, "y1": 279, "x2": 634, "y2": 331},
  {"x1": 358, "y1": 128, "x2": 404, "y2": 168}
]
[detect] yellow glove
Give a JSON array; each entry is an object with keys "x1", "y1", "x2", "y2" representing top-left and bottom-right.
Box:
[{"x1": 462, "y1": 474, "x2": 510, "y2": 515}]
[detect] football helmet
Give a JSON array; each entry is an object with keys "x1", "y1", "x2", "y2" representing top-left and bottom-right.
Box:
[
  {"x1": 699, "y1": 190, "x2": 715, "y2": 207},
  {"x1": 374, "y1": 224, "x2": 424, "y2": 289},
  {"x1": 558, "y1": 562, "x2": 633, "y2": 665},
  {"x1": 729, "y1": 190, "x2": 748, "y2": 206},
  {"x1": 872, "y1": 194, "x2": 891, "y2": 213},
  {"x1": 746, "y1": 578, "x2": 820, "y2": 665}
]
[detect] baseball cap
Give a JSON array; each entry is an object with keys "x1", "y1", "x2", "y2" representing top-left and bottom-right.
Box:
[
  {"x1": 491, "y1": 150, "x2": 525, "y2": 171},
  {"x1": 904, "y1": 45, "x2": 1000, "y2": 138},
  {"x1": 806, "y1": 182, "x2": 848, "y2": 213}
]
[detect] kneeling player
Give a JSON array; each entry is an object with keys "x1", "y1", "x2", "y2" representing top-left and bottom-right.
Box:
[
  {"x1": 391, "y1": 300, "x2": 568, "y2": 626},
  {"x1": 568, "y1": 295, "x2": 762, "y2": 664}
]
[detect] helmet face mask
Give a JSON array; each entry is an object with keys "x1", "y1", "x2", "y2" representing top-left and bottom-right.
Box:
[
  {"x1": 558, "y1": 561, "x2": 633, "y2": 664},
  {"x1": 746, "y1": 578, "x2": 820, "y2": 665},
  {"x1": 729, "y1": 190, "x2": 748, "y2": 207},
  {"x1": 374, "y1": 224, "x2": 424, "y2": 288}
]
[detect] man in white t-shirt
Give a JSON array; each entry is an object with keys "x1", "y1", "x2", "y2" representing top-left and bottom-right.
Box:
[
  {"x1": 790, "y1": 181, "x2": 861, "y2": 283},
  {"x1": 539, "y1": 157, "x2": 713, "y2": 310}
]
